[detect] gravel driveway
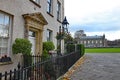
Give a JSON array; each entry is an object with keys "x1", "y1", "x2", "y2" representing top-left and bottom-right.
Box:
[{"x1": 70, "y1": 53, "x2": 120, "y2": 80}]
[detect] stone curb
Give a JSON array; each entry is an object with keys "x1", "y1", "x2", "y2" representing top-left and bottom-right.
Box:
[{"x1": 60, "y1": 56, "x2": 85, "y2": 80}]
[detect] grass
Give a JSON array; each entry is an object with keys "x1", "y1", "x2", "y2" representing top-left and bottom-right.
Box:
[{"x1": 85, "y1": 47, "x2": 120, "y2": 53}]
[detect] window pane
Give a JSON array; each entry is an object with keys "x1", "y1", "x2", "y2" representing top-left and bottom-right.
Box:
[
  {"x1": 47, "y1": 29, "x2": 52, "y2": 41},
  {"x1": 47, "y1": 3, "x2": 50, "y2": 12},
  {"x1": 29, "y1": 31, "x2": 35, "y2": 37},
  {"x1": 0, "y1": 25, "x2": 3, "y2": 36},
  {"x1": 4, "y1": 15, "x2": 9, "y2": 26},
  {"x1": 47, "y1": 0, "x2": 50, "y2": 3},
  {"x1": 47, "y1": 0, "x2": 52, "y2": 14},
  {"x1": 0, "y1": 12, "x2": 11, "y2": 56},
  {"x1": 57, "y1": 1, "x2": 61, "y2": 20},
  {"x1": 0, "y1": 13, "x2": 4, "y2": 24},
  {"x1": 47, "y1": 30, "x2": 49, "y2": 41},
  {"x1": 0, "y1": 38, "x2": 8, "y2": 55},
  {"x1": 1, "y1": 48, "x2": 7, "y2": 54}
]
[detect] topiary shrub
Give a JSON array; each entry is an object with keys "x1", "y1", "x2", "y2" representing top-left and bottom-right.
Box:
[
  {"x1": 12, "y1": 38, "x2": 32, "y2": 55},
  {"x1": 43, "y1": 41, "x2": 55, "y2": 51},
  {"x1": 12, "y1": 38, "x2": 32, "y2": 67}
]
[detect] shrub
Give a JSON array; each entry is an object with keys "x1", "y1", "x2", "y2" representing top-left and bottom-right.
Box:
[
  {"x1": 77, "y1": 44, "x2": 85, "y2": 56},
  {"x1": 12, "y1": 38, "x2": 32, "y2": 67},
  {"x1": 42, "y1": 49, "x2": 50, "y2": 61},
  {"x1": 42, "y1": 41, "x2": 55, "y2": 60},
  {"x1": 12, "y1": 38, "x2": 32, "y2": 55},
  {"x1": 43, "y1": 41, "x2": 55, "y2": 51},
  {"x1": 66, "y1": 44, "x2": 75, "y2": 53}
]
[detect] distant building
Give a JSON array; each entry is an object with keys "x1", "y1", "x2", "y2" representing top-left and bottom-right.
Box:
[{"x1": 74, "y1": 30, "x2": 107, "y2": 47}]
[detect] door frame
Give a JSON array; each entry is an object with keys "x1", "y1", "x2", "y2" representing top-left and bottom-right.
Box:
[{"x1": 23, "y1": 12, "x2": 48, "y2": 55}]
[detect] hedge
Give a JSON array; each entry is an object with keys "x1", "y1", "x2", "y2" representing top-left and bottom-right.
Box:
[
  {"x1": 76, "y1": 44, "x2": 85, "y2": 56},
  {"x1": 66, "y1": 44, "x2": 75, "y2": 53}
]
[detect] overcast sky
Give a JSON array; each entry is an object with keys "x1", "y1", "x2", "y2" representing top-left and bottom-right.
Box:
[{"x1": 65, "y1": 0, "x2": 120, "y2": 40}]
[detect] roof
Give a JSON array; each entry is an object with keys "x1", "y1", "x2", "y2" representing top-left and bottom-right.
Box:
[{"x1": 80, "y1": 36, "x2": 103, "y2": 40}]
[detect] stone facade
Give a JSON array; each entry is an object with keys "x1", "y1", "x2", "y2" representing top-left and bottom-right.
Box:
[
  {"x1": 75, "y1": 30, "x2": 107, "y2": 47},
  {"x1": 0, "y1": 0, "x2": 64, "y2": 72},
  {"x1": 77, "y1": 35, "x2": 106, "y2": 47}
]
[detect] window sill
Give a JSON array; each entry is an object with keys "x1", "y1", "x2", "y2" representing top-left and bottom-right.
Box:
[
  {"x1": 0, "y1": 61, "x2": 13, "y2": 65},
  {"x1": 29, "y1": 0, "x2": 41, "y2": 8},
  {"x1": 0, "y1": 56, "x2": 12, "y2": 65},
  {"x1": 47, "y1": 12, "x2": 54, "y2": 17}
]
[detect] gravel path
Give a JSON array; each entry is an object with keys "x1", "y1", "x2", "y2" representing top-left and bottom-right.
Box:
[{"x1": 70, "y1": 53, "x2": 120, "y2": 80}]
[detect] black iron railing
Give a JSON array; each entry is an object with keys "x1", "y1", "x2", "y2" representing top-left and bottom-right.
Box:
[{"x1": 0, "y1": 51, "x2": 81, "y2": 80}]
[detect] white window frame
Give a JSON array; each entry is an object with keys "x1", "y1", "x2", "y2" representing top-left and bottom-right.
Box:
[{"x1": 0, "y1": 11, "x2": 12, "y2": 57}]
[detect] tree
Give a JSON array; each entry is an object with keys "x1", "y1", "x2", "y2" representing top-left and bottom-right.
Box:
[{"x1": 64, "y1": 33, "x2": 74, "y2": 44}]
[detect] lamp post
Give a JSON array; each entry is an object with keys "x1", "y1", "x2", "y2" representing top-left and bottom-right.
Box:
[
  {"x1": 62, "y1": 16, "x2": 69, "y2": 33},
  {"x1": 57, "y1": 16, "x2": 69, "y2": 55}
]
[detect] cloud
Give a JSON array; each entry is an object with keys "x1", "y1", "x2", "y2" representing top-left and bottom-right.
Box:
[
  {"x1": 65, "y1": 0, "x2": 120, "y2": 40},
  {"x1": 86, "y1": 31, "x2": 120, "y2": 40},
  {"x1": 68, "y1": 7, "x2": 120, "y2": 32},
  {"x1": 65, "y1": 0, "x2": 120, "y2": 18}
]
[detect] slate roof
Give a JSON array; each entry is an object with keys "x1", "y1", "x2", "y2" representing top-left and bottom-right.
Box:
[{"x1": 80, "y1": 36, "x2": 103, "y2": 40}]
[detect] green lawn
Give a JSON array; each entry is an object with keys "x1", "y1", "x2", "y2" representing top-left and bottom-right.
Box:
[{"x1": 85, "y1": 48, "x2": 120, "y2": 53}]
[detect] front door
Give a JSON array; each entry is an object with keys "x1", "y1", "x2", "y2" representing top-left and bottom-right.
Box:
[{"x1": 28, "y1": 31, "x2": 36, "y2": 55}]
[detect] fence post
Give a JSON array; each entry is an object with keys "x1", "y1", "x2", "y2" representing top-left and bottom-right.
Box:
[
  {"x1": 14, "y1": 69, "x2": 16, "y2": 80},
  {"x1": 5, "y1": 71, "x2": 7, "y2": 80},
  {"x1": 0, "y1": 73, "x2": 2, "y2": 80},
  {"x1": 17, "y1": 62, "x2": 21, "y2": 80},
  {"x1": 10, "y1": 70, "x2": 12, "y2": 80}
]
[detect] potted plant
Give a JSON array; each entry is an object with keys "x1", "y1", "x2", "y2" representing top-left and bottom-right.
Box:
[{"x1": 12, "y1": 38, "x2": 32, "y2": 55}]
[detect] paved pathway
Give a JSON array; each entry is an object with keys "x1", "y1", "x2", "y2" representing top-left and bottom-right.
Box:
[{"x1": 70, "y1": 53, "x2": 120, "y2": 80}]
